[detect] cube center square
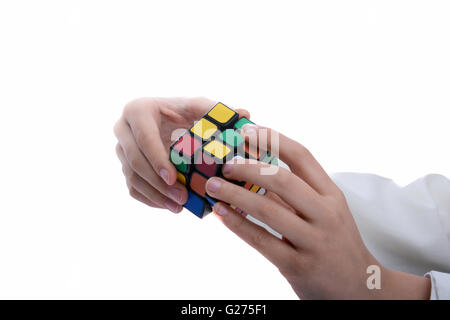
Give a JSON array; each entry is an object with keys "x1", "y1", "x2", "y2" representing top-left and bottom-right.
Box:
[
  {"x1": 169, "y1": 102, "x2": 277, "y2": 219},
  {"x1": 195, "y1": 152, "x2": 219, "y2": 177},
  {"x1": 203, "y1": 140, "x2": 231, "y2": 160}
]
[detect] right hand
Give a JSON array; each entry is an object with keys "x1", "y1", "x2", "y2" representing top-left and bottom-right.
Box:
[{"x1": 113, "y1": 97, "x2": 250, "y2": 213}]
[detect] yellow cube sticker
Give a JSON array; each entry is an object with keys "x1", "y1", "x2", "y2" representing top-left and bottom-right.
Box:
[
  {"x1": 190, "y1": 118, "x2": 218, "y2": 139},
  {"x1": 203, "y1": 140, "x2": 231, "y2": 159},
  {"x1": 176, "y1": 172, "x2": 186, "y2": 185},
  {"x1": 250, "y1": 184, "x2": 261, "y2": 193},
  {"x1": 208, "y1": 103, "x2": 235, "y2": 123}
]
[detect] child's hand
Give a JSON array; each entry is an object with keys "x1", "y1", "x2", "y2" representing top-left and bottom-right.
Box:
[
  {"x1": 114, "y1": 97, "x2": 250, "y2": 213},
  {"x1": 206, "y1": 124, "x2": 431, "y2": 299}
]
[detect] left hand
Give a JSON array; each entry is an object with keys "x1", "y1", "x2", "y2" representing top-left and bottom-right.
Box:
[{"x1": 205, "y1": 124, "x2": 431, "y2": 299}]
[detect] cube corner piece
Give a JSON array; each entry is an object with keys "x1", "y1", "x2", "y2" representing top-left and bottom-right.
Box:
[{"x1": 184, "y1": 191, "x2": 211, "y2": 218}]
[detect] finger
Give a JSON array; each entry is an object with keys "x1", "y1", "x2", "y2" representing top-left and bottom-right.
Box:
[
  {"x1": 182, "y1": 97, "x2": 250, "y2": 121},
  {"x1": 123, "y1": 106, "x2": 177, "y2": 186},
  {"x1": 206, "y1": 177, "x2": 314, "y2": 247},
  {"x1": 184, "y1": 96, "x2": 217, "y2": 118},
  {"x1": 155, "y1": 97, "x2": 216, "y2": 126},
  {"x1": 129, "y1": 171, "x2": 182, "y2": 213},
  {"x1": 116, "y1": 143, "x2": 183, "y2": 213},
  {"x1": 265, "y1": 191, "x2": 296, "y2": 213},
  {"x1": 241, "y1": 124, "x2": 340, "y2": 196},
  {"x1": 125, "y1": 165, "x2": 183, "y2": 213},
  {"x1": 222, "y1": 161, "x2": 330, "y2": 221},
  {"x1": 114, "y1": 121, "x2": 188, "y2": 205},
  {"x1": 213, "y1": 202, "x2": 298, "y2": 272},
  {"x1": 235, "y1": 108, "x2": 250, "y2": 120},
  {"x1": 128, "y1": 187, "x2": 163, "y2": 208}
]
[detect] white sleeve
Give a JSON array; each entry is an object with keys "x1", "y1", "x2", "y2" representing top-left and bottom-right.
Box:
[
  {"x1": 331, "y1": 173, "x2": 450, "y2": 299},
  {"x1": 425, "y1": 271, "x2": 450, "y2": 300}
]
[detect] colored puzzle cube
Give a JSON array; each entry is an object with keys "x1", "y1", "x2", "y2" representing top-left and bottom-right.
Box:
[{"x1": 169, "y1": 102, "x2": 278, "y2": 218}]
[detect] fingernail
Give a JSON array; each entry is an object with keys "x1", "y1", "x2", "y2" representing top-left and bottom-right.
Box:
[
  {"x1": 206, "y1": 178, "x2": 222, "y2": 193},
  {"x1": 165, "y1": 199, "x2": 180, "y2": 213},
  {"x1": 242, "y1": 124, "x2": 257, "y2": 135},
  {"x1": 214, "y1": 203, "x2": 228, "y2": 216},
  {"x1": 168, "y1": 187, "x2": 182, "y2": 204},
  {"x1": 222, "y1": 163, "x2": 232, "y2": 175},
  {"x1": 160, "y1": 168, "x2": 170, "y2": 184}
]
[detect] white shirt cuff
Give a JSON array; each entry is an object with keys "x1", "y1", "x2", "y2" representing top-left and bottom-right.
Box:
[{"x1": 425, "y1": 271, "x2": 450, "y2": 300}]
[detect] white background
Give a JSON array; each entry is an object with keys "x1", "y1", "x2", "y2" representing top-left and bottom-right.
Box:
[{"x1": 0, "y1": 1, "x2": 449, "y2": 299}]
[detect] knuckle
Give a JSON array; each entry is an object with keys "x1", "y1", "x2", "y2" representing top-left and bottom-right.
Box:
[
  {"x1": 335, "y1": 189, "x2": 347, "y2": 204},
  {"x1": 274, "y1": 168, "x2": 291, "y2": 187},
  {"x1": 252, "y1": 198, "x2": 265, "y2": 214},
  {"x1": 121, "y1": 164, "x2": 129, "y2": 176},
  {"x1": 323, "y1": 196, "x2": 348, "y2": 224},
  {"x1": 254, "y1": 199, "x2": 276, "y2": 221},
  {"x1": 121, "y1": 163, "x2": 133, "y2": 178},
  {"x1": 190, "y1": 96, "x2": 210, "y2": 103},
  {"x1": 115, "y1": 143, "x2": 122, "y2": 156},
  {"x1": 113, "y1": 121, "x2": 121, "y2": 137},
  {"x1": 314, "y1": 230, "x2": 332, "y2": 247},
  {"x1": 129, "y1": 187, "x2": 139, "y2": 199},
  {"x1": 230, "y1": 213, "x2": 247, "y2": 233},
  {"x1": 296, "y1": 254, "x2": 313, "y2": 273},
  {"x1": 278, "y1": 265, "x2": 292, "y2": 278},
  {"x1": 128, "y1": 172, "x2": 140, "y2": 185},
  {"x1": 293, "y1": 143, "x2": 311, "y2": 159},
  {"x1": 334, "y1": 208, "x2": 348, "y2": 225},
  {"x1": 278, "y1": 254, "x2": 300, "y2": 277},
  {"x1": 251, "y1": 229, "x2": 267, "y2": 246},
  {"x1": 188, "y1": 96, "x2": 211, "y2": 107},
  {"x1": 122, "y1": 99, "x2": 140, "y2": 118},
  {"x1": 123, "y1": 97, "x2": 155, "y2": 118},
  {"x1": 128, "y1": 155, "x2": 141, "y2": 171},
  {"x1": 122, "y1": 103, "x2": 135, "y2": 118},
  {"x1": 135, "y1": 129, "x2": 149, "y2": 148}
]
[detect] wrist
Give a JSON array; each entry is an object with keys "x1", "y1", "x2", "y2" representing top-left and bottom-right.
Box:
[{"x1": 374, "y1": 267, "x2": 431, "y2": 300}]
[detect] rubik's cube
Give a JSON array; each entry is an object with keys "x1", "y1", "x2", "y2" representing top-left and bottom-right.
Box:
[{"x1": 169, "y1": 102, "x2": 278, "y2": 218}]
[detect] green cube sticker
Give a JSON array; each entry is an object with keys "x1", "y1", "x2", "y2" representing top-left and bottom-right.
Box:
[
  {"x1": 260, "y1": 152, "x2": 274, "y2": 163},
  {"x1": 260, "y1": 152, "x2": 279, "y2": 166},
  {"x1": 234, "y1": 117, "x2": 254, "y2": 130},
  {"x1": 170, "y1": 149, "x2": 187, "y2": 173},
  {"x1": 221, "y1": 129, "x2": 244, "y2": 147},
  {"x1": 270, "y1": 157, "x2": 279, "y2": 166}
]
